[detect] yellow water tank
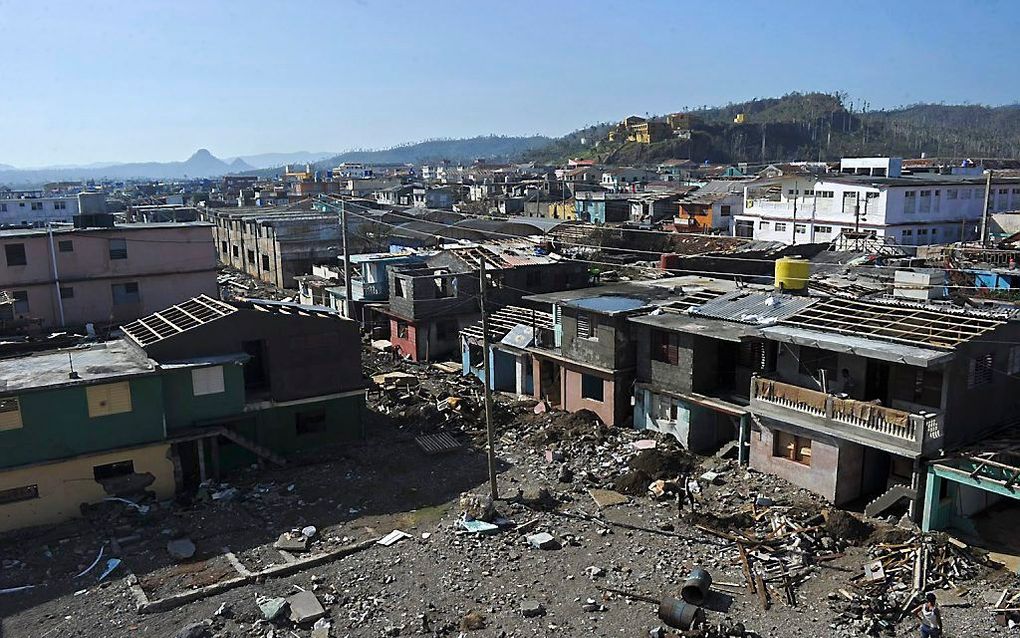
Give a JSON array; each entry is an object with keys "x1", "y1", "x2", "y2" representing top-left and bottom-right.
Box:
[
  {"x1": 774, "y1": 257, "x2": 810, "y2": 292},
  {"x1": 734, "y1": 113, "x2": 746, "y2": 124}
]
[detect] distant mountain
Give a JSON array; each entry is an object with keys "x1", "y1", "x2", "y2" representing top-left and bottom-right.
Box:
[
  {"x1": 229, "y1": 157, "x2": 254, "y2": 171},
  {"x1": 0, "y1": 163, "x2": 14, "y2": 171},
  {"x1": 228, "y1": 151, "x2": 335, "y2": 169},
  {"x1": 0, "y1": 149, "x2": 247, "y2": 185},
  {"x1": 320, "y1": 135, "x2": 553, "y2": 166},
  {"x1": 524, "y1": 92, "x2": 1020, "y2": 164}
]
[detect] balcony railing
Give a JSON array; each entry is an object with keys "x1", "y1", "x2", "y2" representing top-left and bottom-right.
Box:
[
  {"x1": 351, "y1": 279, "x2": 387, "y2": 300},
  {"x1": 751, "y1": 377, "x2": 943, "y2": 453}
]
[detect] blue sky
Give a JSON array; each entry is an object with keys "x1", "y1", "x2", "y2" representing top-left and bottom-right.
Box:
[{"x1": 1, "y1": 0, "x2": 1017, "y2": 167}]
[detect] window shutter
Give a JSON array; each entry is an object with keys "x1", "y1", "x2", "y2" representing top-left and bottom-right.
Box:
[
  {"x1": 87, "y1": 382, "x2": 133, "y2": 417},
  {"x1": 192, "y1": 366, "x2": 226, "y2": 396}
]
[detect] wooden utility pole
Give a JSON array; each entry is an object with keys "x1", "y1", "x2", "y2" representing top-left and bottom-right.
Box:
[
  {"x1": 478, "y1": 256, "x2": 499, "y2": 500},
  {"x1": 980, "y1": 169, "x2": 993, "y2": 247},
  {"x1": 340, "y1": 198, "x2": 355, "y2": 320}
]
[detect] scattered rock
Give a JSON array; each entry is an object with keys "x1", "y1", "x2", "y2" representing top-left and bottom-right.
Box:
[
  {"x1": 311, "y1": 618, "x2": 331, "y2": 638},
  {"x1": 257, "y1": 596, "x2": 288, "y2": 622},
  {"x1": 526, "y1": 532, "x2": 561, "y2": 550},
  {"x1": 287, "y1": 590, "x2": 326, "y2": 624},
  {"x1": 174, "y1": 621, "x2": 209, "y2": 638},
  {"x1": 589, "y1": 489, "x2": 629, "y2": 509},
  {"x1": 614, "y1": 469, "x2": 653, "y2": 496},
  {"x1": 521, "y1": 600, "x2": 545, "y2": 618},
  {"x1": 166, "y1": 538, "x2": 196, "y2": 561},
  {"x1": 519, "y1": 485, "x2": 557, "y2": 510},
  {"x1": 459, "y1": 492, "x2": 496, "y2": 522},
  {"x1": 274, "y1": 532, "x2": 310, "y2": 552},
  {"x1": 460, "y1": 611, "x2": 486, "y2": 631}
]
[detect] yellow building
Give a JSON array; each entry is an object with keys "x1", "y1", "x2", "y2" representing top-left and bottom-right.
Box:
[
  {"x1": 548, "y1": 199, "x2": 576, "y2": 220},
  {"x1": 0, "y1": 443, "x2": 175, "y2": 532}
]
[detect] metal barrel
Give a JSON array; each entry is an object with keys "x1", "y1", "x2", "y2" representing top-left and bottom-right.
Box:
[
  {"x1": 657, "y1": 596, "x2": 705, "y2": 630},
  {"x1": 680, "y1": 567, "x2": 713, "y2": 605}
]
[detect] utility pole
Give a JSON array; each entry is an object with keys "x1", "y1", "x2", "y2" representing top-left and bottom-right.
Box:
[
  {"x1": 46, "y1": 223, "x2": 65, "y2": 327},
  {"x1": 478, "y1": 256, "x2": 499, "y2": 501},
  {"x1": 340, "y1": 198, "x2": 355, "y2": 321},
  {"x1": 980, "y1": 169, "x2": 993, "y2": 247},
  {"x1": 791, "y1": 181, "x2": 798, "y2": 245}
]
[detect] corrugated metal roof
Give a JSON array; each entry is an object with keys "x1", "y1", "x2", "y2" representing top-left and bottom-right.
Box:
[{"x1": 691, "y1": 290, "x2": 818, "y2": 325}]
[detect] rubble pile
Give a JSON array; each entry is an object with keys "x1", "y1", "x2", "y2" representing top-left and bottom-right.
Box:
[{"x1": 828, "y1": 534, "x2": 987, "y2": 635}]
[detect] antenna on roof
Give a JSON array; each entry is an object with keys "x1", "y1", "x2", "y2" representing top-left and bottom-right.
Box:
[{"x1": 68, "y1": 352, "x2": 79, "y2": 380}]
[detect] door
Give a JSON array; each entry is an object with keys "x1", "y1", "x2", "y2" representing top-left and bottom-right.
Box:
[{"x1": 864, "y1": 360, "x2": 890, "y2": 404}]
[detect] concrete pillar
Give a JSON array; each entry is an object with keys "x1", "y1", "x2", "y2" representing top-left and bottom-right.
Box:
[
  {"x1": 909, "y1": 458, "x2": 924, "y2": 523},
  {"x1": 197, "y1": 438, "x2": 207, "y2": 483},
  {"x1": 738, "y1": 413, "x2": 750, "y2": 466}
]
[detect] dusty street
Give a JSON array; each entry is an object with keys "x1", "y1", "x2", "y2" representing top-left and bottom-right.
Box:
[{"x1": 0, "y1": 358, "x2": 1012, "y2": 638}]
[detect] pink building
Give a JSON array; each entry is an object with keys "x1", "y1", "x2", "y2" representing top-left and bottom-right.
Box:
[{"x1": 0, "y1": 223, "x2": 218, "y2": 330}]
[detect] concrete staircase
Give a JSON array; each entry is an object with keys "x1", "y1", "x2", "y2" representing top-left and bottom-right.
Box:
[
  {"x1": 216, "y1": 427, "x2": 287, "y2": 466},
  {"x1": 864, "y1": 484, "x2": 916, "y2": 518}
]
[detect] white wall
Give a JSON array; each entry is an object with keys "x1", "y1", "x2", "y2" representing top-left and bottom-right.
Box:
[{"x1": 0, "y1": 196, "x2": 79, "y2": 225}]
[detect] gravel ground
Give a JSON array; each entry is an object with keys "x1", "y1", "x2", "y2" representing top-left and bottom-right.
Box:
[{"x1": 0, "y1": 364, "x2": 1014, "y2": 638}]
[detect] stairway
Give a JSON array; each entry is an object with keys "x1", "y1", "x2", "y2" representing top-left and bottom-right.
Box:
[
  {"x1": 216, "y1": 427, "x2": 287, "y2": 466},
  {"x1": 864, "y1": 484, "x2": 916, "y2": 518}
]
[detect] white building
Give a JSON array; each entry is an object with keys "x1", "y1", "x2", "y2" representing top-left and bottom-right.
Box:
[
  {"x1": 734, "y1": 160, "x2": 1020, "y2": 245},
  {"x1": 0, "y1": 190, "x2": 80, "y2": 226},
  {"x1": 331, "y1": 163, "x2": 375, "y2": 180}
]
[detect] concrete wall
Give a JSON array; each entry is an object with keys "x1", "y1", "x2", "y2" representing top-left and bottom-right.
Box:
[
  {"x1": 1, "y1": 225, "x2": 218, "y2": 329},
  {"x1": 634, "y1": 388, "x2": 733, "y2": 453},
  {"x1": 0, "y1": 443, "x2": 175, "y2": 532},
  {"x1": 162, "y1": 364, "x2": 247, "y2": 431},
  {"x1": 530, "y1": 355, "x2": 630, "y2": 426},
  {"x1": 749, "y1": 419, "x2": 865, "y2": 505},
  {"x1": 561, "y1": 307, "x2": 634, "y2": 371}
]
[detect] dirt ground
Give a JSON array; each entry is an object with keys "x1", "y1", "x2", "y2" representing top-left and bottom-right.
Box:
[{"x1": 0, "y1": 357, "x2": 1014, "y2": 638}]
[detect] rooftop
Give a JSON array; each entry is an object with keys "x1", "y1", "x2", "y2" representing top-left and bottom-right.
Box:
[
  {"x1": 525, "y1": 276, "x2": 741, "y2": 314},
  {"x1": 0, "y1": 339, "x2": 155, "y2": 395},
  {"x1": 0, "y1": 222, "x2": 212, "y2": 238},
  {"x1": 461, "y1": 305, "x2": 554, "y2": 343}
]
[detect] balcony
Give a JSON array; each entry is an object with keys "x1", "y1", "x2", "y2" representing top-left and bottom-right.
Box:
[
  {"x1": 750, "y1": 377, "x2": 944, "y2": 456},
  {"x1": 351, "y1": 279, "x2": 387, "y2": 301}
]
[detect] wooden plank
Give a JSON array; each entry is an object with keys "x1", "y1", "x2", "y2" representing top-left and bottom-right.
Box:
[
  {"x1": 737, "y1": 542, "x2": 756, "y2": 594},
  {"x1": 755, "y1": 570, "x2": 770, "y2": 611}
]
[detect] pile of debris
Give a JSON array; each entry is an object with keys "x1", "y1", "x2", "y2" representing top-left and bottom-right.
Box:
[
  {"x1": 217, "y1": 267, "x2": 294, "y2": 302},
  {"x1": 828, "y1": 534, "x2": 987, "y2": 635}
]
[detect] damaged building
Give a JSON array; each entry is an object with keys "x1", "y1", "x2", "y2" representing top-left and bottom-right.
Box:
[{"x1": 0, "y1": 295, "x2": 367, "y2": 532}]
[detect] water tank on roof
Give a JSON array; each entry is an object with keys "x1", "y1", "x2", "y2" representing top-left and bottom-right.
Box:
[
  {"x1": 774, "y1": 257, "x2": 810, "y2": 292},
  {"x1": 77, "y1": 191, "x2": 107, "y2": 215}
]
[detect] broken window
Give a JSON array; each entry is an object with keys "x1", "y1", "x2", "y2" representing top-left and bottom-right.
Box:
[
  {"x1": 0, "y1": 397, "x2": 22, "y2": 430},
  {"x1": 262, "y1": 255, "x2": 270, "y2": 271},
  {"x1": 396, "y1": 321, "x2": 409, "y2": 339},
  {"x1": 739, "y1": 341, "x2": 775, "y2": 373},
  {"x1": 968, "y1": 353, "x2": 993, "y2": 388},
  {"x1": 774, "y1": 430, "x2": 811, "y2": 466},
  {"x1": 108, "y1": 238, "x2": 127, "y2": 260},
  {"x1": 0, "y1": 484, "x2": 38, "y2": 505},
  {"x1": 4, "y1": 243, "x2": 26, "y2": 267},
  {"x1": 295, "y1": 410, "x2": 327, "y2": 436},
  {"x1": 93, "y1": 460, "x2": 135, "y2": 481},
  {"x1": 652, "y1": 329, "x2": 679, "y2": 365},
  {"x1": 580, "y1": 373, "x2": 603, "y2": 401},
  {"x1": 912, "y1": 369, "x2": 943, "y2": 407},
  {"x1": 112, "y1": 282, "x2": 140, "y2": 305},
  {"x1": 393, "y1": 278, "x2": 405, "y2": 298},
  {"x1": 469, "y1": 343, "x2": 484, "y2": 368},
  {"x1": 576, "y1": 312, "x2": 596, "y2": 339},
  {"x1": 247, "y1": 249, "x2": 255, "y2": 264}
]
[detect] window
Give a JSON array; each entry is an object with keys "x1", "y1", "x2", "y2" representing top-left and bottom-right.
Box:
[
  {"x1": 1000, "y1": 189, "x2": 1009, "y2": 195},
  {"x1": 4, "y1": 243, "x2": 26, "y2": 266},
  {"x1": 1008, "y1": 346, "x2": 1020, "y2": 376},
  {"x1": 295, "y1": 410, "x2": 327, "y2": 436},
  {"x1": 112, "y1": 282, "x2": 140, "y2": 305},
  {"x1": 54, "y1": 200, "x2": 66, "y2": 210},
  {"x1": 396, "y1": 320, "x2": 409, "y2": 338},
  {"x1": 905, "y1": 190, "x2": 916, "y2": 198},
  {"x1": 913, "y1": 369, "x2": 943, "y2": 408},
  {"x1": 803, "y1": 189, "x2": 815, "y2": 196},
  {"x1": 58, "y1": 240, "x2": 73, "y2": 252},
  {"x1": 232, "y1": 245, "x2": 240, "y2": 258},
  {"x1": 866, "y1": 192, "x2": 879, "y2": 199},
  {"x1": 262, "y1": 255, "x2": 270, "y2": 270},
  {"x1": 192, "y1": 366, "x2": 225, "y2": 396},
  {"x1": 920, "y1": 190, "x2": 931, "y2": 197},
  {"x1": 0, "y1": 484, "x2": 38, "y2": 505},
  {"x1": 738, "y1": 341, "x2": 775, "y2": 373},
  {"x1": 30, "y1": 202, "x2": 42, "y2": 211},
  {"x1": 817, "y1": 190, "x2": 834, "y2": 198},
  {"x1": 794, "y1": 223, "x2": 806, "y2": 234},
  {"x1": 774, "y1": 222, "x2": 787, "y2": 232},
  {"x1": 0, "y1": 204, "x2": 5, "y2": 212},
  {"x1": 247, "y1": 249, "x2": 255, "y2": 264},
  {"x1": 576, "y1": 312, "x2": 597, "y2": 339},
  {"x1": 93, "y1": 460, "x2": 135, "y2": 480},
  {"x1": 0, "y1": 397, "x2": 22, "y2": 431},
  {"x1": 902, "y1": 229, "x2": 913, "y2": 237},
  {"x1": 759, "y1": 221, "x2": 770, "y2": 230},
  {"x1": 652, "y1": 329, "x2": 679, "y2": 365},
  {"x1": 967, "y1": 353, "x2": 993, "y2": 388},
  {"x1": 220, "y1": 241, "x2": 228, "y2": 255},
  {"x1": 108, "y1": 238, "x2": 127, "y2": 260},
  {"x1": 59, "y1": 286, "x2": 74, "y2": 299},
  {"x1": 720, "y1": 205, "x2": 731, "y2": 217},
  {"x1": 815, "y1": 225, "x2": 833, "y2": 234},
  {"x1": 12, "y1": 291, "x2": 28, "y2": 314},
  {"x1": 774, "y1": 430, "x2": 812, "y2": 466},
  {"x1": 580, "y1": 373, "x2": 604, "y2": 401},
  {"x1": 86, "y1": 381, "x2": 133, "y2": 417},
  {"x1": 962, "y1": 189, "x2": 972, "y2": 199},
  {"x1": 798, "y1": 346, "x2": 837, "y2": 381},
  {"x1": 918, "y1": 228, "x2": 928, "y2": 235}
]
